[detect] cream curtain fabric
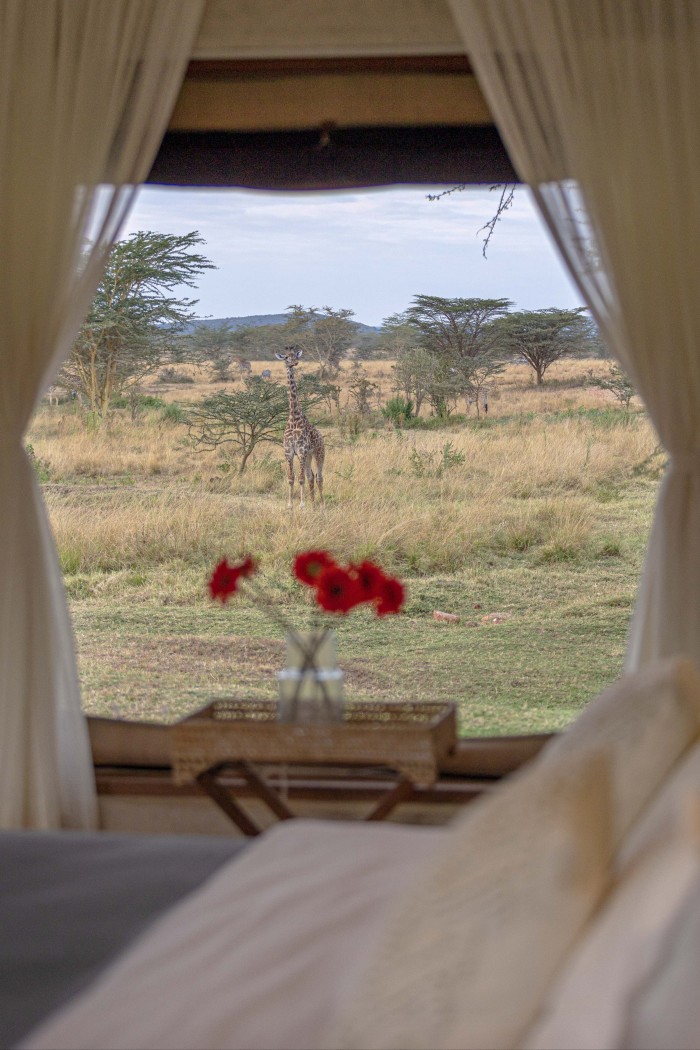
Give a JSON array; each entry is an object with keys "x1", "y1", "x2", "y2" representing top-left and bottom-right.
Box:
[
  {"x1": 448, "y1": 0, "x2": 700, "y2": 671},
  {"x1": 0, "y1": 1, "x2": 204, "y2": 828}
]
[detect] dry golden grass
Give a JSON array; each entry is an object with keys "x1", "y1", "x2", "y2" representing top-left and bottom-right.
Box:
[{"x1": 32, "y1": 358, "x2": 660, "y2": 588}]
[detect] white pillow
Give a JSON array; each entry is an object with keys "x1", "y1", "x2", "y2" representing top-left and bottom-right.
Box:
[
  {"x1": 616, "y1": 738, "x2": 700, "y2": 870},
  {"x1": 622, "y1": 870, "x2": 700, "y2": 1049},
  {"x1": 324, "y1": 751, "x2": 612, "y2": 1050},
  {"x1": 521, "y1": 795, "x2": 700, "y2": 1050},
  {"x1": 537, "y1": 656, "x2": 700, "y2": 848}
]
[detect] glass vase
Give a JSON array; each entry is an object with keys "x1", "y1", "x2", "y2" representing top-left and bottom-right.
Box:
[{"x1": 276, "y1": 630, "x2": 344, "y2": 724}]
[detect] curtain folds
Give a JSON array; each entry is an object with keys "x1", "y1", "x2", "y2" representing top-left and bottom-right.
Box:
[
  {"x1": 0, "y1": 0, "x2": 204, "y2": 828},
  {"x1": 448, "y1": 0, "x2": 700, "y2": 671}
]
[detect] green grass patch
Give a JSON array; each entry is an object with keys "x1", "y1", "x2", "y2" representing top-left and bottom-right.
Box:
[{"x1": 72, "y1": 556, "x2": 636, "y2": 735}]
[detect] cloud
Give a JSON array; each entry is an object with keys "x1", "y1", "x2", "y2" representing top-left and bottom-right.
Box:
[{"x1": 120, "y1": 185, "x2": 584, "y2": 327}]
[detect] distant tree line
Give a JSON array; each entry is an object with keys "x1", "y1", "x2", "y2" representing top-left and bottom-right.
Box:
[{"x1": 56, "y1": 228, "x2": 616, "y2": 444}]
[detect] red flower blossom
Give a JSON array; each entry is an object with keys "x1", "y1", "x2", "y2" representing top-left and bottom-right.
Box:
[
  {"x1": 375, "y1": 575, "x2": 406, "y2": 616},
  {"x1": 208, "y1": 556, "x2": 257, "y2": 603},
  {"x1": 237, "y1": 555, "x2": 257, "y2": 578},
  {"x1": 294, "y1": 550, "x2": 336, "y2": 586},
  {"x1": 314, "y1": 565, "x2": 362, "y2": 614},
  {"x1": 351, "y1": 560, "x2": 386, "y2": 602}
]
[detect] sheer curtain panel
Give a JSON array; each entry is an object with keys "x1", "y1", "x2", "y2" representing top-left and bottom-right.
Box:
[
  {"x1": 448, "y1": 0, "x2": 700, "y2": 672},
  {"x1": 0, "y1": 0, "x2": 204, "y2": 828}
]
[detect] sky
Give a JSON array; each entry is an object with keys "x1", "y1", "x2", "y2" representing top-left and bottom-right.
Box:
[{"x1": 121, "y1": 183, "x2": 586, "y2": 329}]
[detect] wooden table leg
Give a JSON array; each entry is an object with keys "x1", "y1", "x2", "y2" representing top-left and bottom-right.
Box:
[
  {"x1": 365, "y1": 775, "x2": 415, "y2": 821},
  {"x1": 196, "y1": 768, "x2": 263, "y2": 836},
  {"x1": 238, "y1": 760, "x2": 295, "y2": 821}
]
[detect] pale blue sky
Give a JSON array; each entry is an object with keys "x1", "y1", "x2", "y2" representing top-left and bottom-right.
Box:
[{"x1": 122, "y1": 184, "x2": 585, "y2": 329}]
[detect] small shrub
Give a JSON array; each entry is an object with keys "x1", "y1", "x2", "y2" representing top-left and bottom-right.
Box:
[
  {"x1": 410, "y1": 442, "x2": 465, "y2": 479},
  {"x1": 588, "y1": 364, "x2": 636, "y2": 409},
  {"x1": 138, "y1": 395, "x2": 165, "y2": 409},
  {"x1": 441, "y1": 441, "x2": 466, "y2": 470},
  {"x1": 382, "y1": 396, "x2": 414, "y2": 428},
  {"x1": 26, "y1": 442, "x2": 51, "y2": 482},
  {"x1": 160, "y1": 403, "x2": 187, "y2": 425},
  {"x1": 410, "y1": 447, "x2": 432, "y2": 478}
]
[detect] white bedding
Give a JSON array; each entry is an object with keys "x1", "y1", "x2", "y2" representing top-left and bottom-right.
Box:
[{"x1": 21, "y1": 820, "x2": 445, "y2": 1050}]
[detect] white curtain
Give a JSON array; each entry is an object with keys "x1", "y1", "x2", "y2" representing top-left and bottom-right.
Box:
[
  {"x1": 448, "y1": 0, "x2": 700, "y2": 672},
  {"x1": 0, "y1": 0, "x2": 204, "y2": 828}
]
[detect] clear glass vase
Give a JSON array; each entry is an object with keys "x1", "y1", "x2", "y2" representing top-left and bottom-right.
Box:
[{"x1": 276, "y1": 630, "x2": 344, "y2": 724}]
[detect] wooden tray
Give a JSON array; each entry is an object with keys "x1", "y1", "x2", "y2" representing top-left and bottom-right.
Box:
[{"x1": 171, "y1": 698, "x2": 457, "y2": 787}]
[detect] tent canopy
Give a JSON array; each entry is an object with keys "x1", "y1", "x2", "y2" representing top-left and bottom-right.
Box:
[{"x1": 147, "y1": 0, "x2": 516, "y2": 188}]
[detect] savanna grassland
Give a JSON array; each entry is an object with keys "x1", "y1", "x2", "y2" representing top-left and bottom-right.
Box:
[{"x1": 28, "y1": 359, "x2": 664, "y2": 736}]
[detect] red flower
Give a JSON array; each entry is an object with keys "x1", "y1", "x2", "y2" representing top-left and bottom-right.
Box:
[
  {"x1": 208, "y1": 556, "x2": 257, "y2": 603},
  {"x1": 237, "y1": 555, "x2": 257, "y2": 578},
  {"x1": 294, "y1": 550, "x2": 336, "y2": 586},
  {"x1": 375, "y1": 575, "x2": 406, "y2": 617},
  {"x1": 314, "y1": 565, "x2": 362, "y2": 614},
  {"x1": 351, "y1": 560, "x2": 386, "y2": 602}
]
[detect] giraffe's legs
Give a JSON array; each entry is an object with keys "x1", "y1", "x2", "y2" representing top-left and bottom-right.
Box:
[
  {"x1": 305, "y1": 458, "x2": 316, "y2": 504},
  {"x1": 285, "y1": 452, "x2": 295, "y2": 510},
  {"x1": 298, "y1": 451, "x2": 309, "y2": 507},
  {"x1": 315, "y1": 451, "x2": 325, "y2": 506}
]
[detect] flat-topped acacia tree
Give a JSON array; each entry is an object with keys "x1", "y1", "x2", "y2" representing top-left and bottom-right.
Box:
[
  {"x1": 496, "y1": 307, "x2": 594, "y2": 386},
  {"x1": 403, "y1": 295, "x2": 513, "y2": 362}
]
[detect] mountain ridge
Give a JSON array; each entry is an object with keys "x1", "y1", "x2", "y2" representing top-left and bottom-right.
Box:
[{"x1": 188, "y1": 313, "x2": 380, "y2": 333}]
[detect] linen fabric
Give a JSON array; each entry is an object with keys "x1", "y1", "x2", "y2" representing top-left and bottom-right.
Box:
[
  {"x1": 617, "y1": 731, "x2": 700, "y2": 871},
  {"x1": 536, "y1": 656, "x2": 700, "y2": 849},
  {"x1": 521, "y1": 800, "x2": 700, "y2": 1050},
  {"x1": 0, "y1": 830, "x2": 247, "y2": 1048},
  {"x1": 447, "y1": 0, "x2": 700, "y2": 672},
  {"x1": 324, "y1": 751, "x2": 612, "y2": 1050},
  {"x1": 20, "y1": 820, "x2": 446, "y2": 1050},
  {"x1": 621, "y1": 865, "x2": 700, "y2": 1049},
  {"x1": 0, "y1": 1, "x2": 204, "y2": 828}
]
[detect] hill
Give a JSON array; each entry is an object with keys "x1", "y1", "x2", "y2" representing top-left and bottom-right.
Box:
[{"x1": 188, "y1": 314, "x2": 380, "y2": 334}]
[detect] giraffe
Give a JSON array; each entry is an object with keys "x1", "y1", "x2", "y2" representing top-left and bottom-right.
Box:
[{"x1": 275, "y1": 346, "x2": 325, "y2": 509}]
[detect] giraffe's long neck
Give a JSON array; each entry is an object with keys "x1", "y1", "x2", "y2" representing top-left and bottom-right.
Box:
[{"x1": 286, "y1": 366, "x2": 304, "y2": 422}]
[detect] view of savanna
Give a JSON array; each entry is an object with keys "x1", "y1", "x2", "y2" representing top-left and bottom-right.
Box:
[{"x1": 30, "y1": 188, "x2": 662, "y2": 736}]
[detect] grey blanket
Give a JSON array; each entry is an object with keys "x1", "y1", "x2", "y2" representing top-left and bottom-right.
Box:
[{"x1": 0, "y1": 830, "x2": 247, "y2": 1047}]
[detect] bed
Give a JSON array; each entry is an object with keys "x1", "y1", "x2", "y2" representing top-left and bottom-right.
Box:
[
  {"x1": 0, "y1": 832, "x2": 247, "y2": 1048},
  {"x1": 7, "y1": 657, "x2": 700, "y2": 1050}
]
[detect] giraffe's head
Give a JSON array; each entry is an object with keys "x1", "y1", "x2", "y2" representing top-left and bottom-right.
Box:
[{"x1": 275, "y1": 346, "x2": 303, "y2": 369}]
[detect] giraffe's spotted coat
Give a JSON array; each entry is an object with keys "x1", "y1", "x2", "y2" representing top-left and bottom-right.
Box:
[{"x1": 275, "y1": 347, "x2": 325, "y2": 509}]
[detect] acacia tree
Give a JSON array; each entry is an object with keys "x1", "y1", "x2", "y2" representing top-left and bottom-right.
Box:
[
  {"x1": 449, "y1": 355, "x2": 505, "y2": 417},
  {"x1": 376, "y1": 312, "x2": 422, "y2": 360},
  {"x1": 60, "y1": 230, "x2": 215, "y2": 416},
  {"x1": 183, "y1": 379, "x2": 289, "y2": 474},
  {"x1": 403, "y1": 295, "x2": 512, "y2": 361},
  {"x1": 281, "y1": 305, "x2": 358, "y2": 377},
  {"x1": 392, "y1": 346, "x2": 435, "y2": 416},
  {"x1": 497, "y1": 307, "x2": 591, "y2": 385},
  {"x1": 183, "y1": 377, "x2": 327, "y2": 473}
]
